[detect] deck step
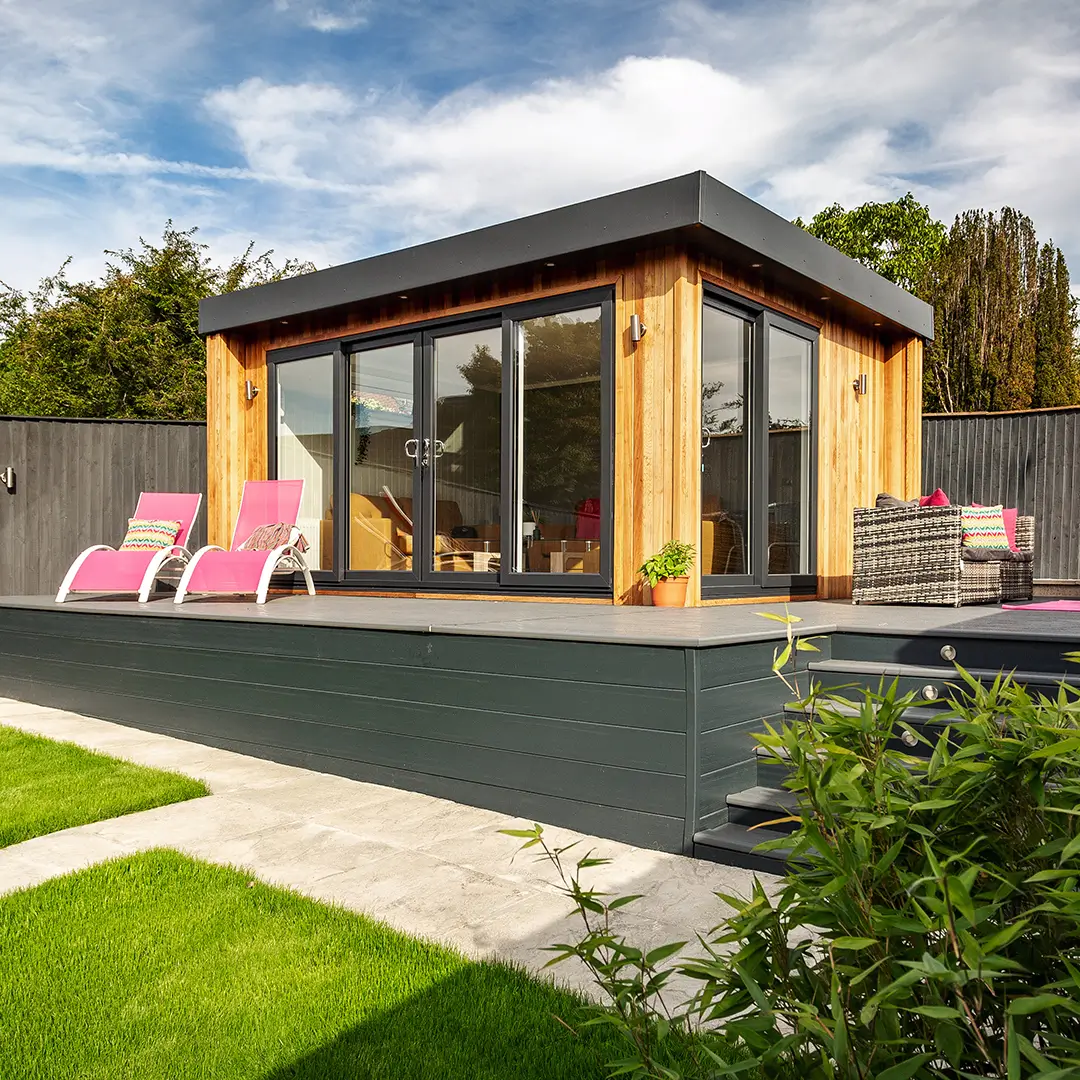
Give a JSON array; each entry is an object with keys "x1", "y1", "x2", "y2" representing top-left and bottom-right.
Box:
[
  {"x1": 783, "y1": 700, "x2": 951, "y2": 724},
  {"x1": 693, "y1": 823, "x2": 790, "y2": 874},
  {"x1": 725, "y1": 785, "x2": 799, "y2": 830},
  {"x1": 810, "y1": 658, "x2": 1080, "y2": 689}
]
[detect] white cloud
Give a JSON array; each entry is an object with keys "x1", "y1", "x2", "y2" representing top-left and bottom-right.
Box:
[
  {"x1": 272, "y1": 0, "x2": 371, "y2": 32},
  {"x1": 1, "y1": 0, "x2": 1078, "y2": 297},
  {"x1": 198, "y1": 0, "x2": 1080, "y2": 281}
]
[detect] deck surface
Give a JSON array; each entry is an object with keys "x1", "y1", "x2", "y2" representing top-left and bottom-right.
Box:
[{"x1": 2, "y1": 594, "x2": 1079, "y2": 648}]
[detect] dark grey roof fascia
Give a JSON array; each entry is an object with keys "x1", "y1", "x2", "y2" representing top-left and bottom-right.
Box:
[
  {"x1": 199, "y1": 171, "x2": 934, "y2": 338},
  {"x1": 697, "y1": 175, "x2": 933, "y2": 338}
]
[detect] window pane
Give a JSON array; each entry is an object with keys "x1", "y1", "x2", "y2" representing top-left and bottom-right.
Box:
[
  {"x1": 516, "y1": 306, "x2": 603, "y2": 574},
  {"x1": 349, "y1": 343, "x2": 415, "y2": 572},
  {"x1": 768, "y1": 328, "x2": 813, "y2": 575},
  {"x1": 432, "y1": 327, "x2": 502, "y2": 573},
  {"x1": 701, "y1": 306, "x2": 751, "y2": 576},
  {"x1": 275, "y1": 355, "x2": 334, "y2": 570}
]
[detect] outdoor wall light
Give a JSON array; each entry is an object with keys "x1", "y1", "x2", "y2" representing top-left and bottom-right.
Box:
[
  {"x1": 0, "y1": 465, "x2": 14, "y2": 493},
  {"x1": 629, "y1": 313, "x2": 647, "y2": 344},
  {"x1": 853, "y1": 373, "x2": 868, "y2": 397},
  {"x1": 245, "y1": 380, "x2": 260, "y2": 402}
]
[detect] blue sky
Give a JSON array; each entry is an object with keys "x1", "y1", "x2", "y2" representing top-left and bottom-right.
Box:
[{"x1": 2, "y1": 0, "x2": 1079, "y2": 294}]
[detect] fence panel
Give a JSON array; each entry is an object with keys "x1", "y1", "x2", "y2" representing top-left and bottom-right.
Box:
[
  {"x1": 0, "y1": 418, "x2": 207, "y2": 596},
  {"x1": 923, "y1": 408, "x2": 1080, "y2": 582}
]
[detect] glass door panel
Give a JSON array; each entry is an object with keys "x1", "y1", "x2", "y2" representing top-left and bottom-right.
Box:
[
  {"x1": 767, "y1": 327, "x2": 813, "y2": 575},
  {"x1": 349, "y1": 342, "x2": 416, "y2": 573},
  {"x1": 274, "y1": 355, "x2": 334, "y2": 570},
  {"x1": 430, "y1": 326, "x2": 502, "y2": 574},
  {"x1": 701, "y1": 306, "x2": 752, "y2": 577},
  {"x1": 515, "y1": 306, "x2": 603, "y2": 574}
]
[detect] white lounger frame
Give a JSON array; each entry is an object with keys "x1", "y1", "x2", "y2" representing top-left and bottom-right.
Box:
[
  {"x1": 173, "y1": 527, "x2": 316, "y2": 605},
  {"x1": 55, "y1": 544, "x2": 195, "y2": 604}
]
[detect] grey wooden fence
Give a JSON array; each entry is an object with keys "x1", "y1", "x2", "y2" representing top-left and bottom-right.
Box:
[
  {"x1": 0, "y1": 418, "x2": 207, "y2": 596},
  {"x1": 923, "y1": 408, "x2": 1080, "y2": 582}
]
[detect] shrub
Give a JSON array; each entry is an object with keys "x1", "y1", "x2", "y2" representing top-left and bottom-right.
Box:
[{"x1": 510, "y1": 661, "x2": 1080, "y2": 1079}]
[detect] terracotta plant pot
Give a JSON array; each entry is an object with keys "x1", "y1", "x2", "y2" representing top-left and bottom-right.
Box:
[{"x1": 651, "y1": 576, "x2": 689, "y2": 607}]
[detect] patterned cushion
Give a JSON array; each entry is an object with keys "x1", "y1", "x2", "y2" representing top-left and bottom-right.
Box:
[
  {"x1": 118, "y1": 518, "x2": 182, "y2": 551},
  {"x1": 238, "y1": 522, "x2": 309, "y2": 552},
  {"x1": 961, "y1": 505, "x2": 1010, "y2": 550}
]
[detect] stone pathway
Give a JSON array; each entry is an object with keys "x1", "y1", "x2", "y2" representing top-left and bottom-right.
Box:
[{"x1": 0, "y1": 698, "x2": 772, "y2": 995}]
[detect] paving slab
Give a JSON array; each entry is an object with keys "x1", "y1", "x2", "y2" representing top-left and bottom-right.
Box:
[{"x1": 0, "y1": 698, "x2": 775, "y2": 992}]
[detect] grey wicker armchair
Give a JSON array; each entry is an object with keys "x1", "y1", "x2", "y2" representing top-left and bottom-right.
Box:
[{"x1": 852, "y1": 505, "x2": 1034, "y2": 606}]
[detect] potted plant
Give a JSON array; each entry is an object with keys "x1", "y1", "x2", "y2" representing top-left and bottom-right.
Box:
[{"x1": 638, "y1": 540, "x2": 695, "y2": 607}]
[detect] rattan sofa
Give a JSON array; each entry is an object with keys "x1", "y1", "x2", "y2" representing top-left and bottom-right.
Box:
[{"x1": 852, "y1": 505, "x2": 1034, "y2": 606}]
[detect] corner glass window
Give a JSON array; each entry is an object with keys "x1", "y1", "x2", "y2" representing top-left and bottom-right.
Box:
[{"x1": 274, "y1": 355, "x2": 334, "y2": 571}]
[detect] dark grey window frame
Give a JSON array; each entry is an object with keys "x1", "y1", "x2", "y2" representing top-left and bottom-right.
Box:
[
  {"x1": 266, "y1": 343, "x2": 343, "y2": 583},
  {"x1": 701, "y1": 284, "x2": 819, "y2": 600},
  {"x1": 266, "y1": 286, "x2": 614, "y2": 597}
]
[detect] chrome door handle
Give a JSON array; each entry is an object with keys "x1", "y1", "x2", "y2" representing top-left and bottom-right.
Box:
[
  {"x1": 421, "y1": 438, "x2": 431, "y2": 467},
  {"x1": 404, "y1": 438, "x2": 419, "y2": 460},
  {"x1": 433, "y1": 439, "x2": 446, "y2": 459}
]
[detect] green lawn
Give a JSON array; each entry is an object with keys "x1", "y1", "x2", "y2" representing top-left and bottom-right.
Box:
[
  {"x1": 0, "y1": 726, "x2": 208, "y2": 847},
  {"x1": 0, "y1": 850, "x2": 624, "y2": 1080}
]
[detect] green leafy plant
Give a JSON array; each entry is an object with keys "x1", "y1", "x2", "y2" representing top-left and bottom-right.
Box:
[
  {"x1": 513, "y1": 636, "x2": 1080, "y2": 1079},
  {"x1": 499, "y1": 825, "x2": 735, "y2": 1079},
  {"x1": 638, "y1": 541, "x2": 696, "y2": 588},
  {"x1": 685, "y1": 669, "x2": 1080, "y2": 1078}
]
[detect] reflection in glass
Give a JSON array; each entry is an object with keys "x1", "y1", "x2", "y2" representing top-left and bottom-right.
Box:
[
  {"x1": 349, "y1": 343, "x2": 415, "y2": 572},
  {"x1": 515, "y1": 307, "x2": 603, "y2": 574},
  {"x1": 275, "y1": 355, "x2": 334, "y2": 570},
  {"x1": 768, "y1": 328, "x2": 812, "y2": 575},
  {"x1": 700, "y1": 306, "x2": 752, "y2": 576},
  {"x1": 432, "y1": 327, "x2": 503, "y2": 572}
]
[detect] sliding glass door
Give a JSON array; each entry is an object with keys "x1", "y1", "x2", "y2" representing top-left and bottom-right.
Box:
[
  {"x1": 700, "y1": 290, "x2": 817, "y2": 597},
  {"x1": 269, "y1": 287, "x2": 613, "y2": 594}
]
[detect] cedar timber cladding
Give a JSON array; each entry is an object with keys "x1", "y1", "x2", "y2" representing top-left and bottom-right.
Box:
[{"x1": 206, "y1": 247, "x2": 923, "y2": 601}]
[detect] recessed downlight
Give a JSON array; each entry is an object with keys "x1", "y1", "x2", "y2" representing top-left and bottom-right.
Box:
[
  {"x1": 544, "y1": 261, "x2": 555, "y2": 267},
  {"x1": 750, "y1": 262, "x2": 763, "y2": 268}
]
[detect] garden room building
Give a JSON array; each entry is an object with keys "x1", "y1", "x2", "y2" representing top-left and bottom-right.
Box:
[{"x1": 199, "y1": 170, "x2": 933, "y2": 606}]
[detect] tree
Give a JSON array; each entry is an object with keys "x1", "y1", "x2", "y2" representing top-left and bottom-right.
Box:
[
  {"x1": 0, "y1": 225, "x2": 313, "y2": 420},
  {"x1": 794, "y1": 192, "x2": 946, "y2": 294},
  {"x1": 797, "y1": 195, "x2": 1080, "y2": 412}
]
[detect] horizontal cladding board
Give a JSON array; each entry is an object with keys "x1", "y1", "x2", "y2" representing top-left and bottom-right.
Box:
[
  {"x1": 697, "y1": 759, "x2": 759, "y2": 820},
  {"x1": 0, "y1": 678, "x2": 684, "y2": 850},
  {"x1": 0, "y1": 633, "x2": 683, "y2": 771},
  {"x1": 698, "y1": 678, "x2": 790, "y2": 734},
  {"x1": 0, "y1": 608, "x2": 686, "y2": 689},
  {"x1": 0, "y1": 627, "x2": 685, "y2": 734},
  {"x1": 829, "y1": 632, "x2": 1077, "y2": 677},
  {"x1": 0, "y1": 658, "x2": 684, "y2": 817},
  {"x1": 698, "y1": 715, "x2": 771, "y2": 777},
  {"x1": 697, "y1": 639, "x2": 824, "y2": 690}
]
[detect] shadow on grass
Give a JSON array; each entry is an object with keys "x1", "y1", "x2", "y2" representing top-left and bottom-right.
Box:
[{"x1": 259, "y1": 963, "x2": 615, "y2": 1080}]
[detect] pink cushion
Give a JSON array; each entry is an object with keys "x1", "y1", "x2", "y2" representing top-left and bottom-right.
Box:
[
  {"x1": 919, "y1": 488, "x2": 950, "y2": 507},
  {"x1": 1003, "y1": 507, "x2": 1018, "y2": 552}
]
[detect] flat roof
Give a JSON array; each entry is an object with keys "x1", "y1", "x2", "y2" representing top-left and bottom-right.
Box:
[{"x1": 199, "y1": 171, "x2": 934, "y2": 339}]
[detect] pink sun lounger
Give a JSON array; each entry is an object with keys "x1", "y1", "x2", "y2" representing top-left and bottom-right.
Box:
[
  {"x1": 174, "y1": 479, "x2": 315, "y2": 605},
  {"x1": 55, "y1": 492, "x2": 204, "y2": 604}
]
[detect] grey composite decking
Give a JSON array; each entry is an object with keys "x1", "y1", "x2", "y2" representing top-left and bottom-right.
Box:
[{"x1": 0, "y1": 595, "x2": 1077, "y2": 856}]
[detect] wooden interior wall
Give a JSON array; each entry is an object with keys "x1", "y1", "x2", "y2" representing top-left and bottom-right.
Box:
[{"x1": 207, "y1": 249, "x2": 923, "y2": 602}]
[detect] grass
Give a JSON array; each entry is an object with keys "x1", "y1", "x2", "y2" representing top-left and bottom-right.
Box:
[
  {"x1": 0, "y1": 726, "x2": 208, "y2": 847},
  {"x1": 0, "y1": 850, "x2": 625, "y2": 1080}
]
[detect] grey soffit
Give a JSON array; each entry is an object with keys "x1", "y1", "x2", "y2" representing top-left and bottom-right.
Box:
[{"x1": 198, "y1": 171, "x2": 935, "y2": 339}]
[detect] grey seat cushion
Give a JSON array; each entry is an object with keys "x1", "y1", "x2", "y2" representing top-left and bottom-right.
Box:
[
  {"x1": 875, "y1": 492, "x2": 920, "y2": 509},
  {"x1": 960, "y1": 547, "x2": 1032, "y2": 563}
]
